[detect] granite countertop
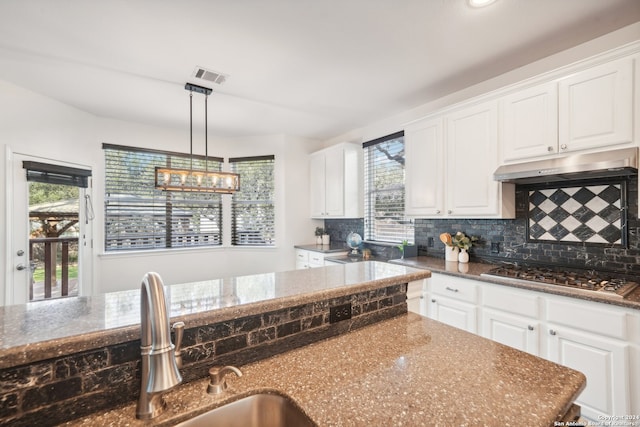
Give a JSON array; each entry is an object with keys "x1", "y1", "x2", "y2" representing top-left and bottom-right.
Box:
[
  {"x1": 390, "y1": 256, "x2": 640, "y2": 310},
  {"x1": 294, "y1": 243, "x2": 350, "y2": 253},
  {"x1": 323, "y1": 254, "x2": 381, "y2": 264},
  {"x1": 0, "y1": 261, "x2": 430, "y2": 370},
  {"x1": 64, "y1": 312, "x2": 586, "y2": 427}
]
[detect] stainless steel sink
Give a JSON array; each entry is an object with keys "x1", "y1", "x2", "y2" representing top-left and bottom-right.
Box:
[{"x1": 175, "y1": 392, "x2": 317, "y2": 427}]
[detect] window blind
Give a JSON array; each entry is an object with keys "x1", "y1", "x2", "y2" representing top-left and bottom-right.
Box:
[
  {"x1": 103, "y1": 144, "x2": 223, "y2": 251},
  {"x1": 230, "y1": 156, "x2": 275, "y2": 246},
  {"x1": 363, "y1": 132, "x2": 414, "y2": 243},
  {"x1": 23, "y1": 161, "x2": 92, "y2": 188}
]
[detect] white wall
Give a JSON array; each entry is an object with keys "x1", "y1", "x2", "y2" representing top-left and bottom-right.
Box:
[
  {"x1": 324, "y1": 22, "x2": 640, "y2": 147},
  {"x1": 0, "y1": 81, "x2": 322, "y2": 303}
]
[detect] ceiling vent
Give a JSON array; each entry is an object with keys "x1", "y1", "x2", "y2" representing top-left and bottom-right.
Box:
[{"x1": 192, "y1": 67, "x2": 229, "y2": 85}]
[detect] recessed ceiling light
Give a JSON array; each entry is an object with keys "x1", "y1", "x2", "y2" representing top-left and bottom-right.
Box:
[{"x1": 468, "y1": 0, "x2": 497, "y2": 8}]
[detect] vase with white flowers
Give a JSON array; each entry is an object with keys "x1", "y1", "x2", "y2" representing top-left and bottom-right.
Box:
[{"x1": 451, "y1": 231, "x2": 477, "y2": 263}]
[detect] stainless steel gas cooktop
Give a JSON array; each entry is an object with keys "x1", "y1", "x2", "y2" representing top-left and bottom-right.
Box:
[{"x1": 481, "y1": 265, "x2": 638, "y2": 298}]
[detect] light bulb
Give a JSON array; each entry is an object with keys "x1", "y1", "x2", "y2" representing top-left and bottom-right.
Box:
[{"x1": 468, "y1": 0, "x2": 496, "y2": 7}]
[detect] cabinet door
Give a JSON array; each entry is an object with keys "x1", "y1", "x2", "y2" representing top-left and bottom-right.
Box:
[
  {"x1": 501, "y1": 82, "x2": 558, "y2": 162},
  {"x1": 324, "y1": 147, "x2": 345, "y2": 216},
  {"x1": 407, "y1": 280, "x2": 427, "y2": 316},
  {"x1": 429, "y1": 295, "x2": 477, "y2": 333},
  {"x1": 405, "y1": 117, "x2": 444, "y2": 217},
  {"x1": 309, "y1": 153, "x2": 326, "y2": 217},
  {"x1": 446, "y1": 101, "x2": 499, "y2": 216},
  {"x1": 407, "y1": 293, "x2": 426, "y2": 316},
  {"x1": 482, "y1": 309, "x2": 540, "y2": 356},
  {"x1": 295, "y1": 249, "x2": 309, "y2": 269},
  {"x1": 559, "y1": 57, "x2": 633, "y2": 152},
  {"x1": 548, "y1": 325, "x2": 630, "y2": 420}
]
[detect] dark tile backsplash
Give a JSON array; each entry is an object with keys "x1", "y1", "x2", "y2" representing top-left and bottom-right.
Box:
[
  {"x1": 326, "y1": 177, "x2": 640, "y2": 274},
  {"x1": 0, "y1": 284, "x2": 407, "y2": 426},
  {"x1": 527, "y1": 181, "x2": 626, "y2": 245}
]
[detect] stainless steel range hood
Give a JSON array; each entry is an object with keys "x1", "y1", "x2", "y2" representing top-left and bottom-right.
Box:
[{"x1": 493, "y1": 147, "x2": 638, "y2": 184}]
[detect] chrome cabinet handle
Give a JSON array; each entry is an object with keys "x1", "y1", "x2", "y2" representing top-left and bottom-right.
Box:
[
  {"x1": 560, "y1": 144, "x2": 567, "y2": 150},
  {"x1": 528, "y1": 325, "x2": 534, "y2": 331},
  {"x1": 16, "y1": 264, "x2": 26, "y2": 271},
  {"x1": 431, "y1": 299, "x2": 436, "y2": 303},
  {"x1": 447, "y1": 210, "x2": 452, "y2": 214},
  {"x1": 549, "y1": 329, "x2": 557, "y2": 336},
  {"x1": 547, "y1": 146, "x2": 554, "y2": 152},
  {"x1": 436, "y1": 210, "x2": 441, "y2": 214},
  {"x1": 445, "y1": 286, "x2": 459, "y2": 293}
]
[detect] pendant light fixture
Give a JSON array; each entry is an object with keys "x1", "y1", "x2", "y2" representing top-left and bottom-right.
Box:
[{"x1": 155, "y1": 83, "x2": 240, "y2": 194}]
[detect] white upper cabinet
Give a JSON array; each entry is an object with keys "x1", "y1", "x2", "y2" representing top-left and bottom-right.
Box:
[
  {"x1": 558, "y1": 57, "x2": 634, "y2": 152},
  {"x1": 404, "y1": 46, "x2": 640, "y2": 218},
  {"x1": 405, "y1": 102, "x2": 515, "y2": 219},
  {"x1": 309, "y1": 143, "x2": 362, "y2": 218},
  {"x1": 501, "y1": 82, "x2": 559, "y2": 162},
  {"x1": 405, "y1": 117, "x2": 444, "y2": 216},
  {"x1": 446, "y1": 101, "x2": 513, "y2": 217}
]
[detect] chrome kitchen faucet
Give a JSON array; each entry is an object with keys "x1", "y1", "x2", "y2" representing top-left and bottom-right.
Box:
[{"x1": 136, "y1": 272, "x2": 184, "y2": 420}]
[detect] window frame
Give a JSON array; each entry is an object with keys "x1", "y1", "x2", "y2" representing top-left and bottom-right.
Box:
[
  {"x1": 103, "y1": 143, "x2": 224, "y2": 252},
  {"x1": 229, "y1": 155, "x2": 276, "y2": 247},
  {"x1": 363, "y1": 131, "x2": 414, "y2": 244}
]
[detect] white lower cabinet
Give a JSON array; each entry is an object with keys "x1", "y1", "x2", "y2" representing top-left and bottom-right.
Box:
[
  {"x1": 426, "y1": 273, "x2": 639, "y2": 419},
  {"x1": 427, "y1": 274, "x2": 478, "y2": 333},
  {"x1": 482, "y1": 309, "x2": 541, "y2": 356},
  {"x1": 295, "y1": 249, "x2": 347, "y2": 269},
  {"x1": 407, "y1": 280, "x2": 427, "y2": 316},
  {"x1": 429, "y1": 296, "x2": 477, "y2": 333},
  {"x1": 547, "y1": 323, "x2": 630, "y2": 421},
  {"x1": 545, "y1": 296, "x2": 635, "y2": 421},
  {"x1": 482, "y1": 284, "x2": 541, "y2": 355}
]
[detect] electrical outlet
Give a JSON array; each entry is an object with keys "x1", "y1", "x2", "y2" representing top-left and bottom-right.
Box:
[
  {"x1": 329, "y1": 303, "x2": 352, "y2": 324},
  {"x1": 491, "y1": 242, "x2": 500, "y2": 254},
  {"x1": 427, "y1": 237, "x2": 434, "y2": 247}
]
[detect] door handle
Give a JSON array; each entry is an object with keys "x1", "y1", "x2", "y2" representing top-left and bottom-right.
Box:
[{"x1": 16, "y1": 264, "x2": 27, "y2": 271}]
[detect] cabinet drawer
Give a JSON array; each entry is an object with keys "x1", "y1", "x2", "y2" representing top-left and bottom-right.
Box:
[
  {"x1": 430, "y1": 274, "x2": 478, "y2": 304},
  {"x1": 295, "y1": 249, "x2": 309, "y2": 263},
  {"x1": 546, "y1": 297, "x2": 628, "y2": 340},
  {"x1": 483, "y1": 285, "x2": 540, "y2": 318},
  {"x1": 308, "y1": 252, "x2": 325, "y2": 266}
]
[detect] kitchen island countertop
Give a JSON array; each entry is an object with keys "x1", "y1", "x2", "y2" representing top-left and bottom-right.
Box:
[
  {"x1": 0, "y1": 261, "x2": 431, "y2": 370},
  {"x1": 64, "y1": 312, "x2": 586, "y2": 427}
]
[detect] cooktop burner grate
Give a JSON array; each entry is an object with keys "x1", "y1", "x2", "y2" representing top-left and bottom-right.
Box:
[{"x1": 482, "y1": 265, "x2": 638, "y2": 298}]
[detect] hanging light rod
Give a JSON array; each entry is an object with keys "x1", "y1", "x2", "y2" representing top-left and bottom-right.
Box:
[
  {"x1": 184, "y1": 82, "x2": 212, "y2": 95},
  {"x1": 155, "y1": 83, "x2": 240, "y2": 194}
]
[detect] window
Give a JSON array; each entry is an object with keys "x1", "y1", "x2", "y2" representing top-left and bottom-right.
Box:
[
  {"x1": 363, "y1": 132, "x2": 414, "y2": 243},
  {"x1": 230, "y1": 156, "x2": 275, "y2": 246},
  {"x1": 103, "y1": 144, "x2": 222, "y2": 251}
]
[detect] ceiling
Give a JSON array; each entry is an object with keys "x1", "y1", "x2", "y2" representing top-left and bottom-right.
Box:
[{"x1": 0, "y1": 0, "x2": 639, "y2": 141}]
